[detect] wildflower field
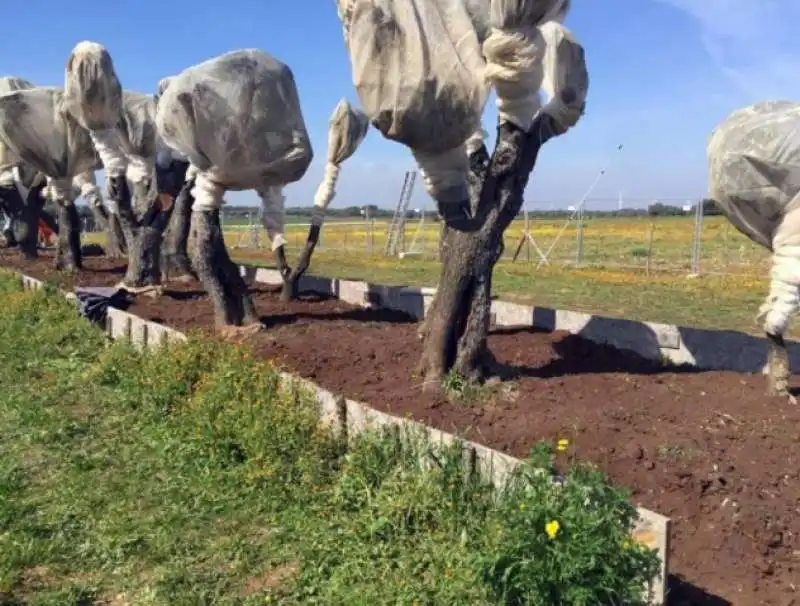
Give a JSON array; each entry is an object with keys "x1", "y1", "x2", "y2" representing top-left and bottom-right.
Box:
[{"x1": 232, "y1": 217, "x2": 776, "y2": 337}]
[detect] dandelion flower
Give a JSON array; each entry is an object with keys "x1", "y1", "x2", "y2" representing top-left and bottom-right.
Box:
[
  {"x1": 545, "y1": 520, "x2": 560, "y2": 539},
  {"x1": 557, "y1": 438, "x2": 569, "y2": 452}
]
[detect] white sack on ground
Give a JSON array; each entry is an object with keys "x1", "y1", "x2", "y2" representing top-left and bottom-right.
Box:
[
  {"x1": 63, "y1": 41, "x2": 126, "y2": 176},
  {"x1": 539, "y1": 21, "x2": 588, "y2": 131},
  {"x1": 483, "y1": 0, "x2": 569, "y2": 130},
  {"x1": 311, "y1": 99, "x2": 369, "y2": 224},
  {"x1": 0, "y1": 87, "x2": 98, "y2": 199},
  {"x1": 155, "y1": 48, "x2": 313, "y2": 211},
  {"x1": 339, "y1": 0, "x2": 486, "y2": 205},
  {"x1": 0, "y1": 76, "x2": 35, "y2": 187}
]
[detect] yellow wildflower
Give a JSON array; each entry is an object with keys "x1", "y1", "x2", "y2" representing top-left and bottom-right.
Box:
[
  {"x1": 519, "y1": 503, "x2": 526, "y2": 511},
  {"x1": 545, "y1": 520, "x2": 560, "y2": 539},
  {"x1": 557, "y1": 439, "x2": 569, "y2": 452}
]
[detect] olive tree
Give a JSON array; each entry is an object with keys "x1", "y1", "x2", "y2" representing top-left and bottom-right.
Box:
[{"x1": 337, "y1": 0, "x2": 588, "y2": 387}]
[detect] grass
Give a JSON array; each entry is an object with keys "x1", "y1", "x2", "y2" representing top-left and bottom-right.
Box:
[
  {"x1": 0, "y1": 272, "x2": 659, "y2": 604},
  {"x1": 233, "y1": 247, "x2": 774, "y2": 337}
]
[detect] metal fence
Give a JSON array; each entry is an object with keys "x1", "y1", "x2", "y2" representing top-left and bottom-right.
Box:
[{"x1": 218, "y1": 199, "x2": 771, "y2": 278}]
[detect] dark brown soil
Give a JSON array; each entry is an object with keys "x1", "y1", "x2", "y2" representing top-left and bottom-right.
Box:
[{"x1": 4, "y1": 249, "x2": 800, "y2": 605}]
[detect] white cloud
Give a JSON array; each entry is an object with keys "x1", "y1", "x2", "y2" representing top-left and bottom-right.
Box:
[{"x1": 656, "y1": 0, "x2": 800, "y2": 99}]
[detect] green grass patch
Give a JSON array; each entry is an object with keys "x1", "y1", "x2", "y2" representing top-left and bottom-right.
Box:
[{"x1": 0, "y1": 278, "x2": 659, "y2": 604}]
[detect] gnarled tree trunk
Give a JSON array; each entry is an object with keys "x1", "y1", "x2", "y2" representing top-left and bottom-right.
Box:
[
  {"x1": 191, "y1": 209, "x2": 258, "y2": 330},
  {"x1": 107, "y1": 175, "x2": 170, "y2": 289},
  {"x1": 91, "y1": 203, "x2": 126, "y2": 258},
  {"x1": 54, "y1": 202, "x2": 82, "y2": 270},
  {"x1": 161, "y1": 176, "x2": 196, "y2": 281},
  {"x1": 278, "y1": 224, "x2": 319, "y2": 302},
  {"x1": 418, "y1": 115, "x2": 561, "y2": 388},
  {"x1": 0, "y1": 184, "x2": 38, "y2": 258}
]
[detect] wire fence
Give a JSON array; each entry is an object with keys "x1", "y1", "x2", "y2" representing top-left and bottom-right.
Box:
[{"x1": 216, "y1": 199, "x2": 772, "y2": 278}]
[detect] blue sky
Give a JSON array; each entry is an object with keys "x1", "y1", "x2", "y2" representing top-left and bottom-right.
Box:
[{"x1": 1, "y1": 0, "x2": 796, "y2": 210}]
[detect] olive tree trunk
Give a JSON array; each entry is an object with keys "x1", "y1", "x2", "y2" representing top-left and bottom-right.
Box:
[
  {"x1": 91, "y1": 203, "x2": 126, "y2": 258},
  {"x1": 54, "y1": 203, "x2": 82, "y2": 271},
  {"x1": 191, "y1": 209, "x2": 259, "y2": 330},
  {"x1": 0, "y1": 184, "x2": 39, "y2": 258},
  {"x1": 418, "y1": 115, "x2": 561, "y2": 388},
  {"x1": 107, "y1": 175, "x2": 164, "y2": 288},
  {"x1": 161, "y1": 177, "x2": 196, "y2": 281},
  {"x1": 278, "y1": 224, "x2": 320, "y2": 302}
]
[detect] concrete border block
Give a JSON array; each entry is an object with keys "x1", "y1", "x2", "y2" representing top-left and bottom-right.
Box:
[
  {"x1": 633, "y1": 508, "x2": 670, "y2": 604},
  {"x1": 336, "y1": 280, "x2": 370, "y2": 306},
  {"x1": 344, "y1": 398, "x2": 406, "y2": 441},
  {"x1": 313, "y1": 385, "x2": 347, "y2": 437},
  {"x1": 491, "y1": 300, "x2": 535, "y2": 327}
]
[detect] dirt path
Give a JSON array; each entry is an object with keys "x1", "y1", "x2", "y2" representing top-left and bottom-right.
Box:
[{"x1": 4, "y1": 249, "x2": 799, "y2": 605}]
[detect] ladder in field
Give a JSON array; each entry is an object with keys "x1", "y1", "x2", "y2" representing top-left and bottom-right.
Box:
[{"x1": 384, "y1": 170, "x2": 417, "y2": 256}]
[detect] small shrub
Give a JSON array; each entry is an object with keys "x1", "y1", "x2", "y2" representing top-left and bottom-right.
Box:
[{"x1": 479, "y1": 442, "x2": 661, "y2": 605}]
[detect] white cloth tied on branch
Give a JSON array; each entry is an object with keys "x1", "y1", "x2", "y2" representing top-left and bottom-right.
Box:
[
  {"x1": 539, "y1": 20, "x2": 588, "y2": 131},
  {"x1": 339, "y1": 0, "x2": 486, "y2": 205},
  {"x1": 258, "y1": 185, "x2": 288, "y2": 250},
  {"x1": 312, "y1": 99, "x2": 369, "y2": 225},
  {"x1": 708, "y1": 101, "x2": 800, "y2": 334},
  {"x1": 155, "y1": 48, "x2": 313, "y2": 212},
  {"x1": 0, "y1": 87, "x2": 99, "y2": 199},
  {"x1": 72, "y1": 171, "x2": 103, "y2": 207},
  {"x1": 63, "y1": 41, "x2": 127, "y2": 176},
  {"x1": 483, "y1": 0, "x2": 570, "y2": 130}
]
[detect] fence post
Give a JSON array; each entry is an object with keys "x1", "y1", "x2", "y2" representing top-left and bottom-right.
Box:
[
  {"x1": 645, "y1": 223, "x2": 655, "y2": 276},
  {"x1": 575, "y1": 204, "x2": 585, "y2": 267},
  {"x1": 690, "y1": 200, "x2": 704, "y2": 275}
]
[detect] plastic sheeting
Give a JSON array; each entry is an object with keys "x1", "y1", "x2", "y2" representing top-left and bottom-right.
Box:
[
  {"x1": 73, "y1": 171, "x2": 103, "y2": 208},
  {"x1": 311, "y1": 99, "x2": 369, "y2": 224},
  {"x1": 63, "y1": 41, "x2": 123, "y2": 131},
  {"x1": 707, "y1": 101, "x2": 800, "y2": 251},
  {"x1": 155, "y1": 48, "x2": 313, "y2": 210},
  {"x1": 539, "y1": 21, "x2": 588, "y2": 130},
  {"x1": 483, "y1": 0, "x2": 569, "y2": 130},
  {"x1": 0, "y1": 87, "x2": 98, "y2": 187},
  {"x1": 118, "y1": 90, "x2": 158, "y2": 187},
  {"x1": 340, "y1": 0, "x2": 487, "y2": 205},
  {"x1": 341, "y1": 0, "x2": 485, "y2": 155},
  {"x1": 0, "y1": 76, "x2": 35, "y2": 186}
]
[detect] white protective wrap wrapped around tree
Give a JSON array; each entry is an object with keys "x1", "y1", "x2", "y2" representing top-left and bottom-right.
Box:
[
  {"x1": 483, "y1": 0, "x2": 569, "y2": 130},
  {"x1": 118, "y1": 90, "x2": 158, "y2": 201},
  {"x1": 708, "y1": 100, "x2": 800, "y2": 335},
  {"x1": 155, "y1": 49, "x2": 313, "y2": 215},
  {"x1": 538, "y1": 21, "x2": 588, "y2": 131},
  {"x1": 63, "y1": 41, "x2": 126, "y2": 176},
  {"x1": 0, "y1": 87, "x2": 98, "y2": 202},
  {"x1": 310, "y1": 99, "x2": 370, "y2": 225},
  {"x1": 338, "y1": 0, "x2": 486, "y2": 205},
  {"x1": 0, "y1": 76, "x2": 35, "y2": 188},
  {"x1": 72, "y1": 170, "x2": 103, "y2": 208}
]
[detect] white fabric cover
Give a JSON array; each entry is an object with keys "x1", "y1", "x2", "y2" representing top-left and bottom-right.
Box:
[
  {"x1": 312, "y1": 99, "x2": 369, "y2": 224},
  {"x1": 707, "y1": 101, "x2": 800, "y2": 251},
  {"x1": 72, "y1": 171, "x2": 103, "y2": 207},
  {"x1": 0, "y1": 87, "x2": 98, "y2": 183},
  {"x1": 539, "y1": 21, "x2": 588, "y2": 130},
  {"x1": 63, "y1": 41, "x2": 123, "y2": 131},
  {"x1": 483, "y1": 0, "x2": 569, "y2": 130},
  {"x1": 339, "y1": 0, "x2": 486, "y2": 204},
  {"x1": 708, "y1": 101, "x2": 800, "y2": 335},
  {"x1": 0, "y1": 76, "x2": 35, "y2": 187},
  {"x1": 258, "y1": 185, "x2": 288, "y2": 250},
  {"x1": 155, "y1": 48, "x2": 313, "y2": 212}
]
